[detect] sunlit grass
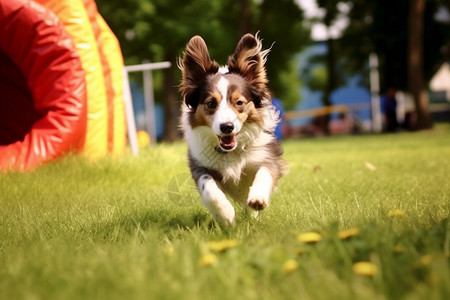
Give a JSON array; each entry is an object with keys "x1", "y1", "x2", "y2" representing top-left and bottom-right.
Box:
[{"x1": 1, "y1": 124, "x2": 449, "y2": 299}]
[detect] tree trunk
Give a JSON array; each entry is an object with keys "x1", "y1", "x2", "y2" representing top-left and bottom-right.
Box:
[
  {"x1": 238, "y1": 0, "x2": 251, "y2": 38},
  {"x1": 408, "y1": 0, "x2": 433, "y2": 130},
  {"x1": 321, "y1": 37, "x2": 336, "y2": 135},
  {"x1": 162, "y1": 53, "x2": 180, "y2": 142}
]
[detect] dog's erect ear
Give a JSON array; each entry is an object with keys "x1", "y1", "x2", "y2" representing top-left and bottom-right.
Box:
[
  {"x1": 178, "y1": 36, "x2": 219, "y2": 109},
  {"x1": 227, "y1": 33, "x2": 270, "y2": 106}
]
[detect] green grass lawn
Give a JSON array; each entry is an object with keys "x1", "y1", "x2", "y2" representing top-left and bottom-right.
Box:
[{"x1": 1, "y1": 124, "x2": 450, "y2": 299}]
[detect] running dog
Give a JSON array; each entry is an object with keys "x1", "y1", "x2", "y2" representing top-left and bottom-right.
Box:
[{"x1": 178, "y1": 33, "x2": 287, "y2": 226}]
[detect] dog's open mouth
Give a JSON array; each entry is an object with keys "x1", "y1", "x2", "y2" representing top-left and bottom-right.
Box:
[{"x1": 218, "y1": 135, "x2": 237, "y2": 151}]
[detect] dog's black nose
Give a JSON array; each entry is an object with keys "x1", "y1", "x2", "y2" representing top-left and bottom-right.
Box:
[{"x1": 220, "y1": 122, "x2": 234, "y2": 134}]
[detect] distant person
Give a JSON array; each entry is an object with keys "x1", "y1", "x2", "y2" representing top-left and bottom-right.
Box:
[
  {"x1": 382, "y1": 87, "x2": 399, "y2": 132},
  {"x1": 270, "y1": 92, "x2": 285, "y2": 141}
]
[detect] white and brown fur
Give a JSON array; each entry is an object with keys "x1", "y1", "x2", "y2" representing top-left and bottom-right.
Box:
[{"x1": 178, "y1": 33, "x2": 287, "y2": 226}]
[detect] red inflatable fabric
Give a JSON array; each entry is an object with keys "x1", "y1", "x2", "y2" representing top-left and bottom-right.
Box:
[{"x1": 0, "y1": 0, "x2": 87, "y2": 171}]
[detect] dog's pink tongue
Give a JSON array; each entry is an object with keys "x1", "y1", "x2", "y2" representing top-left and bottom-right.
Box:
[{"x1": 220, "y1": 135, "x2": 237, "y2": 150}]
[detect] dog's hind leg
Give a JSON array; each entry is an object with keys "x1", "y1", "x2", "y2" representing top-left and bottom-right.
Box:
[{"x1": 198, "y1": 174, "x2": 235, "y2": 227}]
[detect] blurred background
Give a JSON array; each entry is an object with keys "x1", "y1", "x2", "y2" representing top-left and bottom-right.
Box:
[{"x1": 96, "y1": 0, "x2": 450, "y2": 141}]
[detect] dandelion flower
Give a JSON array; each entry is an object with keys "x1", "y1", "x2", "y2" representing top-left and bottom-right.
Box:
[
  {"x1": 166, "y1": 247, "x2": 175, "y2": 256},
  {"x1": 338, "y1": 228, "x2": 360, "y2": 240},
  {"x1": 414, "y1": 254, "x2": 432, "y2": 268},
  {"x1": 283, "y1": 259, "x2": 299, "y2": 274},
  {"x1": 352, "y1": 261, "x2": 378, "y2": 276},
  {"x1": 297, "y1": 232, "x2": 322, "y2": 244},
  {"x1": 388, "y1": 209, "x2": 405, "y2": 218},
  {"x1": 208, "y1": 239, "x2": 240, "y2": 252},
  {"x1": 364, "y1": 162, "x2": 376, "y2": 171},
  {"x1": 393, "y1": 245, "x2": 407, "y2": 254},
  {"x1": 199, "y1": 253, "x2": 217, "y2": 267}
]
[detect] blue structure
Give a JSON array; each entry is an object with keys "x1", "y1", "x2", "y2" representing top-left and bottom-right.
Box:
[
  {"x1": 271, "y1": 97, "x2": 285, "y2": 141},
  {"x1": 131, "y1": 82, "x2": 164, "y2": 140},
  {"x1": 293, "y1": 42, "x2": 372, "y2": 128}
]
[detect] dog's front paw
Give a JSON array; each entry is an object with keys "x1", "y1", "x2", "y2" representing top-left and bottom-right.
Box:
[
  {"x1": 247, "y1": 167, "x2": 272, "y2": 211},
  {"x1": 199, "y1": 175, "x2": 236, "y2": 227},
  {"x1": 212, "y1": 202, "x2": 236, "y2": 227},
  {"x1": 247, "y1": 196, "x2": 268, "y2": 211}
]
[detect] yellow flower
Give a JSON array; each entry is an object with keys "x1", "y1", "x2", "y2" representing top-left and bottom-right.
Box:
[
  {"x1": 208, "y1": 239, "x2": 240, "y2": 252},
  {"x1": 297, "y1": 232, "x2": 322, "y2": 244},
  {"x1": 137, "y1": 130, "x2": 150, "y2": 148},
  {"x1": 199, "y1": 253, "x2": 217, "y2": 267},
  {"x1": 388, "y1": 209, "x2": 405, "y2": 218},
  {"x1": 338, "y1": 228, "x2": 360, "y2": 240},
  {"x1": 393, "y1": 245, "x2": 407, "y2": 254},
  {"x1": 352, "y1": 261, "x2": 378, "y2": 276},
  {"x1": 364, "y1": 161, "x2": 377, "y2": 171},
  {"x1": 414, "y1": 255, "x2": 433, "y2": 268},
  {"x1": 166, "y1": 247, "x2": 175, "y2": 256},
  {"x1": 283, "y1": 259, "x2": 299, "y2": 274}
]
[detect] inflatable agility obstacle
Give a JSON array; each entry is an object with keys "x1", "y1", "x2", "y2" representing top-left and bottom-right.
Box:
[{"x1": 0, "y1": 0, "x2": 126, "y2": 172}]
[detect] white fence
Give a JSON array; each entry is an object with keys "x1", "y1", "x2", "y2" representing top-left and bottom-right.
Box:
[{"x1": 122, "y1": 61, "x2": 171, "y2": 155}]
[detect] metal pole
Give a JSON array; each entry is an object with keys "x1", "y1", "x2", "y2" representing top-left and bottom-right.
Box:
[
  {"x1": 124, "y1": 61, "x2": 171, "y2": 72},
  {"x1": 143, "y1": 61, "x2": 157, "y2": 145},
  {"x1": 122, "y1": 68, "x2": 139, "y2": 155},
  {"x1": 124, "y1": 61, "x2": 171, "y2": 150},
  {"x1": 369, "y1": 53, "x2": 382, "y2": 133}
]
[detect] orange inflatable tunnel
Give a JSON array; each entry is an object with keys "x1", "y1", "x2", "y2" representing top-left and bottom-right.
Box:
[{"x1": 0, "y1": 0, "x2": 126, "y2": 172}]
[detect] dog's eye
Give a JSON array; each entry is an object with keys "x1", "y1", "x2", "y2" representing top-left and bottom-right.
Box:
[
  {"x1": 236, "y1": 100, "x2": 244, "y2": 106},
  {"x1": 206, "y1": 100, "x2": 217, "y2": 109}
]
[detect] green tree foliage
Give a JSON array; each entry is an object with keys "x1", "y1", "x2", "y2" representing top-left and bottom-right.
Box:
[
  {"x1": 307, "y1": 0, "x2": 350, "y2": 133},
  {"x1": 314, "y1": 0, "x2": 449, "y2": 130},
  {"x1": 97, "y1": 0, "x2": 232, "y2": 63},
  {"x1": 306, "y1": 65, "x2": 327, "y2": 91},
  {"x1": 254, "y1": 0, "x2": 309, "y2": 109},
  {"x1": 338, "y1": 0, "x2": 449, "y2": 91}
]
